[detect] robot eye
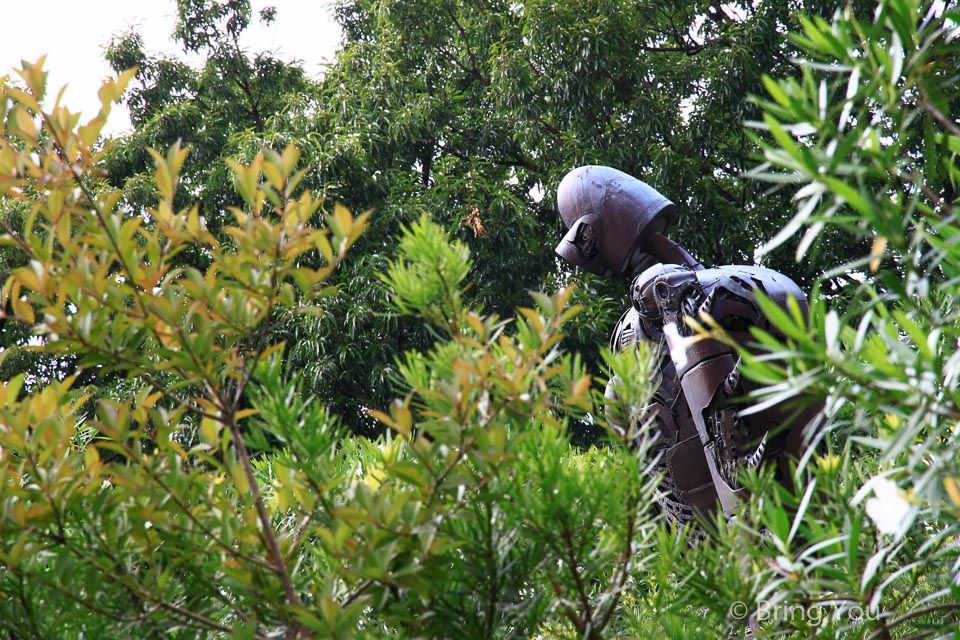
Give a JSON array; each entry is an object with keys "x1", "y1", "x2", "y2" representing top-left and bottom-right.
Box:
[{"x1": 573, "y1": 222, "x2": 600, "y2": 260}]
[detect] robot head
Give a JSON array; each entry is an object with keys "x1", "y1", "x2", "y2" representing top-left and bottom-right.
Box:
[{"x1": 555, "y1": 165, "x2": 676, "y2": 277}]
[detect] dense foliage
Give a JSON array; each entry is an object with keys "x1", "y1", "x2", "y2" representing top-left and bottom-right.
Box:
[
  {"x1": 88, "y1": 0, "x2": 881, "y2": 435},
  {"x1": 0, "y1": 64, "x2": 659, "y2": 637},
  {"x1": 0, "y1": 0, "x2": 958, "y2": 638}
]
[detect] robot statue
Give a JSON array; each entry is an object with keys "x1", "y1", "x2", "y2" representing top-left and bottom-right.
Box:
[{"x1": 555, "y1": 165, "x2": 821, "y2": 525}]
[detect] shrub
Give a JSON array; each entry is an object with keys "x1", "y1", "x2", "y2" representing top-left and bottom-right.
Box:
[{"x1": 0, "y1": 60, "x2": 663, "y2": 639}]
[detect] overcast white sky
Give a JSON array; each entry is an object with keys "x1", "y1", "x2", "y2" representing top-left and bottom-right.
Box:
[{"x1": 0, "y1": 0, "x2": 341, "y2": 134}]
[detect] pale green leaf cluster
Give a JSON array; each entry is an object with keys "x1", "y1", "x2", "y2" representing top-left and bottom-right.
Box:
[{"x1": 0, "y1": 59, "x2": 667, "y2": 639}]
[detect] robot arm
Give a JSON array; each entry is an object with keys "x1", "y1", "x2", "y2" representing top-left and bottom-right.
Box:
[
  {"x1": 604, "y1": 277, "x2": 721, "y2": 523},
  {"x1": 641, "y1": 263, "x2": 817, "y2": 513},
  {"x1": 643, "y1": 267, "x2": 749, "y2": 516}
]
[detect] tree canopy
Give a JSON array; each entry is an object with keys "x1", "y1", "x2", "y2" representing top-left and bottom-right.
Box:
[{"x1": 91, "y1": 0, "x2": 885, "y2": 433}]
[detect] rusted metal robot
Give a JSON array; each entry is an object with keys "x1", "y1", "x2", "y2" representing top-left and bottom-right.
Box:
[{"x1": 555, "y1": 165, "x2": 820, "y2": 524}]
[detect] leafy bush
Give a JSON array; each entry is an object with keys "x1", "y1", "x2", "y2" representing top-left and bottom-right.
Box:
[
  {"x1": 637, "y1": 1, "x2": 960, "y2": 638},
  {"x1": 0, "y1": 60, "x2": 663, "y2": 639}
]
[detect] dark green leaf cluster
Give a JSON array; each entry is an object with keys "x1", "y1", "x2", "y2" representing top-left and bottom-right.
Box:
[
  {"x1": 257, "y1": 0, "x2": 882, "y2": 432},
  {"x1": 34, "y1": 0, "x2": 882, "y2": 436}
]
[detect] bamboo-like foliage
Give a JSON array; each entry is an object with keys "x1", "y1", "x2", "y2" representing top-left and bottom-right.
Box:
[{"x1": 626, "y1": 2, "x2": 960, "y2": 638}]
